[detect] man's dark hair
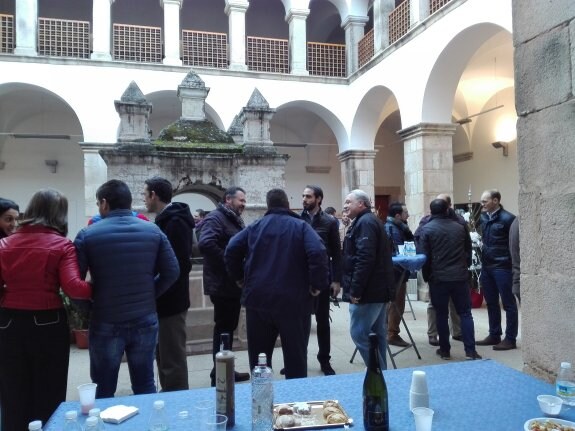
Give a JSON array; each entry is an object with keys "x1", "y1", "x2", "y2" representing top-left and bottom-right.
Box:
[
  {"x1": 96, "y1": 179, "x2": 132, "y2": 210},
  {"x1": 0, "y1": 198, "x2": 19, "y2": 216},
  {"x1": 430, "y1": 198, "x2": 449, "y2": 216},
  {"x1": 388, "y1": 201, "x2": 404, "y2": 218},
  {"x1": 266, "y1": 188, "x2": 290, "y2": 209},
  {"x1": 144, "y1": 177, "x2": 173, "y2": 204},
  {"x1": 324, "y1": 206, "x2": 336, "y2": 216},
  {"x1": 222, "y1": 186, "x2": 246, "y2": 203},
  {"x1": 195, "y1": 209, "x2": 206, "y2": 217},
  {"x1": 305, "y1": 185, "x2": 323, "y2": 204}
]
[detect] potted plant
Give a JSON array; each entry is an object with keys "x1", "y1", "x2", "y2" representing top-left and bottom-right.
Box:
[{"x1": 61, "y1": 291, "x2": 91, "y2": 349}]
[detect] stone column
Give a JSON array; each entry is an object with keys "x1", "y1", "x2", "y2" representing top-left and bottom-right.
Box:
[
  {"x1": 14, "y1": 0, "x2": 38, "y2": 56},
  {"x1": 225, "y1": 0, "x2": 249, "y2": 71},
  {"x1": 397, "y1": 123, "x2": 456, "y2": 226},
  {"x1": 409, "y1": 0, "x2": 430, "y2": 27},
  {"x1": 161, "y1": 0, "x2": 183, "y2": 66},
  {"x1": 337, "y1": 150, "x2": 377, "y2": 203},
  {"x1": 178, "y1": 70, "x2": 210, "y2": 120},
  {"x1": 342, "y1": 15, "x2": 369, "y2": 76},
  {"x1": 373, "y1": 0, "x2": 395, "y2": 54},
  {"x1": 286, "y1": 8, "x2": 309, "y2": 76},
  {"x1": 91, "y1": 0, "x2": 114, "y2": 60},
  {"x1": 239, "y1": 88, "x2": 276, "y2": 152},
  {"x1": 79, "y1": 143, "x2": 109, "y2": 219},
  {"x1": 114, "y1": 81, "x2": 153, "y2": 144}
]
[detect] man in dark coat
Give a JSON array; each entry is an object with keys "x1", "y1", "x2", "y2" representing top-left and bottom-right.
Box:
[
  {"x1": 198, "y1": 186, "x2": 250, "y2": 386},
  {"x1": 417, "y1": 198, "x2": 481, "y2": 360},
  {"x1": 341, "y1": 189, "x2": 395, "y2": 369},
  {"x1": 225, "y1": 188, "x2": 329, "y2": 379},
  {"x1": 143, "y1": 176, "x2": 195, "y2": 391}
]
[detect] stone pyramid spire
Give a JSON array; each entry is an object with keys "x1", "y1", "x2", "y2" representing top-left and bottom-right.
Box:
[
  {"x1": 114, "y1": 81, "x2": 152, "y2": 144},
  {"x1": 178, "y1": 69, "x2": 210, "y2": 121}
]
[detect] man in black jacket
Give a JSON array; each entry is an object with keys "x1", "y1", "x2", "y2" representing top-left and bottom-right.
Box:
[
  {"x1": 143, "y1": 177, "x2": 195, "y2": 391},
  {"x1": 301, "y1": 185, "x2": 342, "y2": 375},
  {"x1": 198, "y1": 186, "x2": 250, "y2": 386},
  {"x1": 417, "y1": 199, "x2": 481, "y2": 361},
  {"x1": 342, "y1": 189, "x2": 395, "y2": 368}
]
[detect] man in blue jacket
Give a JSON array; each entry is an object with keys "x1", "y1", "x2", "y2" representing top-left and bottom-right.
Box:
[
  {"x1": 74, "y1": 179, "x2": 179, "y2": 398},
  {"x1": 225, "y1": 188, "x2": 329, "y2": 379}
]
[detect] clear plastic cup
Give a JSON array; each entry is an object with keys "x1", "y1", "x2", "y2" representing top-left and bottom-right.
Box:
[
  {"x1": 77, "y1": 383, "x2": 98, "y2": 415},
  {"x1": 412, "y1": 406, "x2": 434, "y2": 431}
]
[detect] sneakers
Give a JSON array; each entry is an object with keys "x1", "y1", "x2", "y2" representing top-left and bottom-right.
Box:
[
  {"x1": 493, "y1": 339, "x2": 517, "y2": 351},
  {"x1": 320, "y1": 362, "x2": 336, "y2": 376},
  {"x1": 436, "y1": 348, "x2": 451, "y2": 360},
  {"x1": 428, "y1": 335, "x2": 439, "y2": 346},
  {"x1": 475, "y1": 335, "x2": 501, "y2": 346},
  {"x1": 465, "y1": 351, "x2": 482, "y2": 360},
  {"x1": 388, "y1": 335, "x2": 410, "y2": 347}
]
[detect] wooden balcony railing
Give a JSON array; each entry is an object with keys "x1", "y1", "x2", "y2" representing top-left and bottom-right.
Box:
[
  {"x1": 430, "y1": 0, "x2": 453, "y2": 14},
  {"x1": 358, "y1": 28, "x2": 374, "y2": 68},
  {"x1": 38, "y1": 17, "x2": 90, "y2": 58},
  {"x1": 113, "y1": 23, "x2": 162, "y2": 63},
  {"x1": 307, "y1": 42, "x2": 346, "y2": 77},
  {"x1": 389, "y1": 0, "x2": 410, "y2": 44},
  {"x1": 182, "y1": 29, "x2": 228, "y2": 68},
  {"x1": 246, "y1": 36, "x2": 288, "y2": 73},
  {"x1": 0, "y1": 14, "x2": 14, "y2": 54}
]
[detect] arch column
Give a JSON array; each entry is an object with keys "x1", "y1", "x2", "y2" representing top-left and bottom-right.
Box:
[
  {"x1": 410, "y1": 0, "x2": 430, "y2": 26},
  {"x1": 161, "y1": 0, "x2": 183, "y2": 66},
  {"x1": 225, "y1": 0, "x2": 249, "y2": 71},
  {"x1": 14, "y1": 0, "x2": 37, "y2": 56},
  {"x1": 342, "y1": 15, "x2": 369, "y2": 76},
  {"x1": 337, "y1": 150, "x2": 377, "y2": 203},
  {"x1": 373, "y1": 0, "x2": 395, "y2": 54},
  {"x1": 286, "y1": 8, "x2": 310, "y2": 76},
  {"x1": 397, "y1": 123, "x2": 456, "y2": 225},
  {"x1": 91, "y1": 0, "x2": 114, "y2": 60}
]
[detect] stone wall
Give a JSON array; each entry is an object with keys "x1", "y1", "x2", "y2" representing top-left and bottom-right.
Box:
[{"x1": 513, "y1": 0, "x2": 575, "y2": 380}]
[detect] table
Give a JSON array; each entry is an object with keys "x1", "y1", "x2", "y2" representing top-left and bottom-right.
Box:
[{"x1": 47, "y1": 359, "x2": 574, "y2": 430}]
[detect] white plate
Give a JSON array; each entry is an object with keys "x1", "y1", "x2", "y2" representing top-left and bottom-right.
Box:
[{"x1": 524, "y1": 417, "x2": 575, "y2": 431}]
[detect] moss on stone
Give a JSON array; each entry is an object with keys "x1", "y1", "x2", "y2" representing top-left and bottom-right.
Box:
[
  {"x1": 153, "y1": 140, "x2": 243, "y2": 153},
  {"x1": 157, "y1": 119, "x2": 235, "y2": 144}
]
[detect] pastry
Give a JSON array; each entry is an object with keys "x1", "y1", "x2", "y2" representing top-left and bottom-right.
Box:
[
  {"x1": 323, "y1": 400, "x2": 339, "y2": 409},
  {"x1": 276, "y1": 404, "x2": 294, "y2": 415},
  {"x1": 275, "y1": 414, "x2": 295, "y2": 428},
  {"x1": 326, "y1": 412, "x2": 347, "y2": 424},
  {"x1": 323, "y1": 406, "x2": 342, "y2": 418}
]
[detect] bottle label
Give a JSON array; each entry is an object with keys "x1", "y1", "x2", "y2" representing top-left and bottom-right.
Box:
[
  {"x1": 364, "y1": 396, "x2": 389, "y2": 430},
  {"x1": 557, "y1": 382, "x2": 575, "y2": 397},
  {"x1": 216, "y1": 361, "x2": 228, "y2": 414}
]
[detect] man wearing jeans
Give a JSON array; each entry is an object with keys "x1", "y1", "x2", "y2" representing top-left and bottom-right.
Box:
[
  {"x1": 341, "y1": 190, "x2": 395, "y2": 368},
  {"x1": 476, "y1": 189, "x2": 518, "y2": 351},
  {"x1": 74, "y1": 180, "x2": 179, "y2": 398}
]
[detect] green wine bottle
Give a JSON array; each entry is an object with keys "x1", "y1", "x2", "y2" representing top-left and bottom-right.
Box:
[{"x1": 363, "y1": 333, "x2": 389, "y2": 431}]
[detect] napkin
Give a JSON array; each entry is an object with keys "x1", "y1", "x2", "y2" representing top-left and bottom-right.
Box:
[{"x1": 100, "y1": 405, "x2": 139, "y2": 424}]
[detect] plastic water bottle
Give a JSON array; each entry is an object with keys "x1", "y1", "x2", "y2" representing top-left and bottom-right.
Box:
[
  {"x1": 252, "y1": 353, "x2": 274, "y2": 431},
  {"x1": 85, "y1": 416, "x2": 99, "y2": 430},
  {"x1": 28, "y1": 421, "x2": 42, "y2": 431},
  {"x1": 63, "y1": 410, "x2": 83, "y2": 431},
  {"x1": 89, "y1": 407, "x2": 106, "y2": 430},
  {"x1": 556, "y1": 362, "x2": 575, "y2": 406},
  {"x1": 148, "y1": 400, "x2": 169, "y2": 431},
  {"x1": 173, "y1": 410, "x2": 192, "y2": 430}
]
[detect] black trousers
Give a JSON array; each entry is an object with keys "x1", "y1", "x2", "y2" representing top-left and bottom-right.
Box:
[
  {"x1": 0, "y1": 308, "x2": 70, "y2": 431},
  {"x1": 209, "y1": 295, "x2": 242, "y2": 374},
  {"x1": 314, "y1": 288, "x2": 331, "y2": 364}
]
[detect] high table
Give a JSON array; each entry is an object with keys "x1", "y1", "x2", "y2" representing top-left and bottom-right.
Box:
[{"x1": 46, "y1": 359, "x2": 575, "y2": 430}]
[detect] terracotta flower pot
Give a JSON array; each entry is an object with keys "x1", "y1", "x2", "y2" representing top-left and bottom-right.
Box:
[{"x1": 73, "y1": 329, "x2": 90, "y2": 349}]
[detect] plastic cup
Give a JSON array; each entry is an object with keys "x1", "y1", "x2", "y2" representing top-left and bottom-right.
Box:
[
  {"x1": 194, "y1": 399, "x2": 215, "y2": 429},
  {"x1": 77, "y1": 383, "x2": 97, "y2": 414},
  {"x1": 412, "y1": 407, "x2": 434, "y2": 431},
  {"x1": 204, "y1": 413, "x2": 227, "y2": 431},
  {"x1": 410, "y1": 370, "x2": 428, "y2": 393}
]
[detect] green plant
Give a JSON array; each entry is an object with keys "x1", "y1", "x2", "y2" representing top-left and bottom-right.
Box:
[{"x1": 60, "y1": 290, "x2": 91, "y2": 330}]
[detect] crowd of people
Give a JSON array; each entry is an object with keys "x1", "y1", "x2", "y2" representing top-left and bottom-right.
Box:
[{"x1": 0, "y1": 182, "x2": 520, "y2": 429}]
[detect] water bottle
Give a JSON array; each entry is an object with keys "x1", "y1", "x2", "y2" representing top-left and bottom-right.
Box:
[
  {"x1": 63, "y1": 410, "x2": 83, "y2": 431},
  {"x1": 89, "y1": 407, "x2": 106, "y2": 430},
  {"x1": 148, "y1": 400, "x2": 169, "y2": 431},
  {"x1": 556, "y1": 362, "x2": 575, "y2": 406},
  {"x1": 252, "y1": 353, "x2": 274, "y2": 431},
  {"x1": 85, "y1": 416, "x2": 99, "y2": 430},
  {"x1": 173, "y1": 410, "x2": 192, "y2": 430},
  {"x1": 215, "y1": 333, "x2": 235, "y2": 428},
  {"x1": 363, "y1": 333, "x2": 389, "y2": 431},
  {"x1": 28, "y1": 421, "x2": 42, "y2": 431}
]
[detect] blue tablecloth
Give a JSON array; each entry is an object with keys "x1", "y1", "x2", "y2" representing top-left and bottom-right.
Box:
[
  {"x1": 392, "y1": 254, "x2": 426, "y2": 272},
  {"x1": 46, "y1": 360, "x2": 575, "y2": 430}
]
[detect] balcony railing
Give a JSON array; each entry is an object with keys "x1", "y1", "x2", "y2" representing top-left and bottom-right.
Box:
[
  {"x1": 0, "y1": 14, "x2": 14, "y2": 54},
  {"x1": 246, "y1": 36, "x2": 288, "y2": 73},
  {"x1": 307, "y1": 42, "x2": 346, "y2": 77},
  {"x1": 182, "y1": 29, "x2": 228, "y2": 68},
  {"x1": 38, "y1": 17, "x2": 90, "y2": 58},
  {"x1": 430, "y1": 0, "x2": 453, "y2": 14},
  {"x1": 358, "y1": 28, "x2": 374, "y2": 68},
  {"x1": 113, "y1": 23, "x2": 162, "y2": 63},
  {"x1": 389, "y1": 0, "x2": 410, "y2": 44}
]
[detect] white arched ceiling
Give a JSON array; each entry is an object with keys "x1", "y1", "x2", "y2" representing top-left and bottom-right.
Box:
[
  {"x1": 350, "y1": 85, "x2": 399, "y2": 151},
  {"x1": 422, "y1": 23, "x2": 511, "y2": 124}
]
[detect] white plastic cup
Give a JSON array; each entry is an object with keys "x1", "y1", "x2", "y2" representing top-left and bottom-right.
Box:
[
  {"x1": 410, "y1": 370, "x2": 428, "y2": 393},
  {"x1": 410, "y1": 391, "x2": 430, "y2": 410},
  {"x1": 77, "y1": 383, "x2": 98, "y2": 415},
  {"x1": 412, "y1": 407, "x2": 434, "y2": 431},
  {"x1": 204, "y1": 413, "x2": 228, "y2": 431}
]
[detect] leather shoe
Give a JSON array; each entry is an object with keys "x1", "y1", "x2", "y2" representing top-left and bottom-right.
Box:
[
  {"x1": 235, "y1": 371, "x2": 250, "y2": 382},
  {"x1": 452, "y1": 335, "x2": 463, "y2": 342},
  {"x1": 428, "y1": 335, "x2": 439, "y2": 346},
  {"x1": 320, "y1": 362, "x2": 336, "y2": 376},
  {"x1": 388, "y1": 335, "x2": 410, "y2": 347},
  {"x1": 436, "y1": 348, "x2": 451, "y2": 360},
  {"x1": 466, "y1": 350, "x2": 482, "y2": 360},
  {"x1": 493, "y1": 339, "x2": 517, "y2": 351},
  {"x1": 475, "y1": 335, "x2": 501, "y2": 346}
]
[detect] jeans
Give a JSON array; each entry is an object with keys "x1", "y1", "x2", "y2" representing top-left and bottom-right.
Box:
[
  {"x1": 480, "y1": 267, "x2": 518, "y2": 342},
  {"x1": 429, "y1": 280, "x2": 476, "y2": 354},
  {"x1": 209, "y1": 295, "x2": 242, "y2": 378},
  {"x1": 89, "y1": 313, "x2": 159, "y2": 398},
  {"x1": 387, "y1": 281, "x2": 407, "y2": 337},
  {"x1": 349, "y1": 303, "x2": 388, "y2": 369}
]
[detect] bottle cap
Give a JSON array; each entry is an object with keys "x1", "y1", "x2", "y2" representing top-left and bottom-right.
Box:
[
  {"x1": 153, "y1": 400, "x2": 165, "y2": 409},
  {"x1": 28, "y1": 421, "x2": 42, "y2": 431},
  {"x1": 65, "y1": 410, "x2": 78, "y2": 420},
  {"x1": 258, "y1": 353, "x2": 267, "y2": 365},
  {"x1": 88, "y1": 408, "x2": 101, "y2": 416},
  {"x1": 178, "y1": 410, "x2": 189, "y2": 419},
  {"x1": 561, "y1": 362, "x2": 572, "y2": 369},
  {"x1": 85, "y1": 416, "x2": 98, "y2": 428}
]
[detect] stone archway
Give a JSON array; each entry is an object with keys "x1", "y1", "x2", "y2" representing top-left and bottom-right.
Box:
[{"x1": 173, "y1": 178, "x2": 225, "y2": 206}]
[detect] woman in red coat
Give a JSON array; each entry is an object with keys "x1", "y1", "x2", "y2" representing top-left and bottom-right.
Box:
[{"x1": 0, "y1": 189, "x2": 92, "y2": 430}]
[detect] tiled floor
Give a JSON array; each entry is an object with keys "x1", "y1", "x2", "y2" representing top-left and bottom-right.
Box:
[{"x1": 65, "y1": 299, "x2": 523, "y2": 400}]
